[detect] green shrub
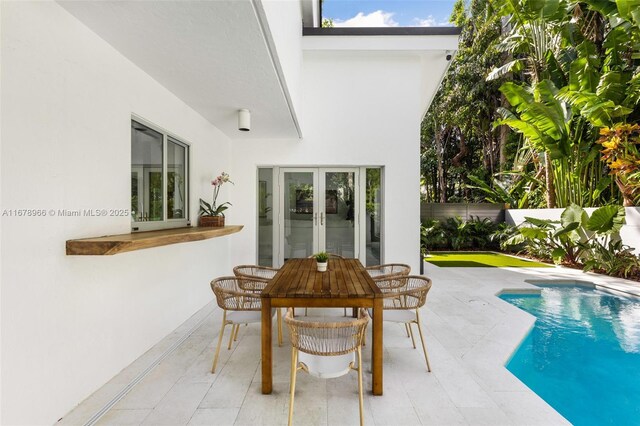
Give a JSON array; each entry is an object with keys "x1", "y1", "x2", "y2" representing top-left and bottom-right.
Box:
[
  {"x1": 421, "y1": 216, "x2": 501, "y2": 252},
  {"x1": 421, "y1": 219, "x2": 446, "y2": 254},
  {"x1": 583, "y1": 240, "x2": 640, "y2": 279},
  {"x1": 504, "y1": 204, "x2": 629, "y2": 267}
]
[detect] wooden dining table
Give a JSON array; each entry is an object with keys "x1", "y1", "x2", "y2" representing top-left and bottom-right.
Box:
[{"x1": 261, "y1": 257, "x2": 384, "y2": 395}]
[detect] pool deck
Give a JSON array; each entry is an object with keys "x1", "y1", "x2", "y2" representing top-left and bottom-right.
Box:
[{"x1": 60, "y1": 264, "x2": 640, "y2": 425}]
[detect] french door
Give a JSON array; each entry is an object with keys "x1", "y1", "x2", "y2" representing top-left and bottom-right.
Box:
[{"x1": 279, "y1": 168, "x2": 359, "y2": 263}]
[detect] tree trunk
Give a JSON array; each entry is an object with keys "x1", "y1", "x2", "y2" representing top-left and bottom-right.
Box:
[
  {"x1": 545, "y1": 152, "x2": 556, "y2": 208},
  {"x1": 435, "y1": 127, "x2": 447, "y2": 203},
  {"x1": 499, "y1": 124, "x2": 509, "y2": 172},
  {"x1": 451, "y1": 129, "x2": 468, "y2": 168}
]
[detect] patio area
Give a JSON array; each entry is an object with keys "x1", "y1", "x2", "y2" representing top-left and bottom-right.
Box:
[{"x1": 59, "y1": 262, "x2": 640, "y2": 426}]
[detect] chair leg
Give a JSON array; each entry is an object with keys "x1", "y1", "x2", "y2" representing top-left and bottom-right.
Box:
[
  {"x1": 227, "y1": 324, "x2": 237, "y2": 350},
  {"x1": 277, "y1": 308, "x2": 283, "y2": 347},
  {"x1": 288, "y1": 348, "x2": 299, "y2": 426},
  {"x1": 357, "y1": 346, "x2": 364, "y2": 426},
  {"x1": 234, "y1": 323, "x2": 241, "y2": 341},
  {"x1": 407, "y1": 322, "x2": 416, "y2": 349},
  {"x1": 415, "y1": 311, "x2": 432, "y2": 372},
  {"x1": 362, "y1": 324, "x2": 367, "y2": 347},
  {"x1": 211, "y1": 311, "x2": 227, "y2": 374},
  {"x1": 404, "y1": 323, "x2": 411, "y2": 338}
]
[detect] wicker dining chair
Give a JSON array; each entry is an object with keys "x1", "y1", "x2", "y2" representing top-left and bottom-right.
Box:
[
  {"x1": 284, "y1": 308, "x2": 369, "y2": 426},
  {"x1": 306, "y1": 253, "x2": 345, "y2": 259},
  {"x1": 233, "y1": 264, "x2": 279, "y2": 280},
  {"x1": 364, "y1": 263, "x2": 411, "y2": 278},
  {"x1": 210, "y1": 276, "x2": 281, "y2": 374},
  {"x1": 373, "y1": 275, "x2": 433, "y2": 372},
  {"x1": 233, "y1": 265, "x2": 283, "y2": 345}
]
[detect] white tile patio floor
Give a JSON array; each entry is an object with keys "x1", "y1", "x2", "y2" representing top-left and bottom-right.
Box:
[{"x1": 60, "y1": 262, "x2": 640, "y2": 426}]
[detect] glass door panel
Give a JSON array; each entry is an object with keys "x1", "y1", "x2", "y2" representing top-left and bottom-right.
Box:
[
  {"x1": 283, "y1": 171, "x2": 317, "y2": 260},
  {"x1": 322, "y1": 171, "x2": 356, "y2": 258},
  {"x1": 258, "y1": 168, "x2": 274, "y2": 266},
  {"x1": 365, "y1": 168, "x2": 382, "y2": 265}
]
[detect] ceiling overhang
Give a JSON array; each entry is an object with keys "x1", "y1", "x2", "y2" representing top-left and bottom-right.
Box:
[{"x1": 58, "y1": 0, "x2": 300, "y2": 139}]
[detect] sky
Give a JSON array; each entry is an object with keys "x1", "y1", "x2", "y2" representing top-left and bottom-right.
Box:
[{"x1": 322, "y1": 0, "x2": 457, "y2": 27}]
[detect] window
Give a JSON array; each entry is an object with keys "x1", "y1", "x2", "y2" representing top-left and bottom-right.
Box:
[{"x1": 131, "y1": 118, "x2": 189, "y2": 231}]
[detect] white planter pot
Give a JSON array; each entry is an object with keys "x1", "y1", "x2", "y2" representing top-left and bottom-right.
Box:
[{"x1": 317, "y1": 262, "x2": 327, "y2": 272}]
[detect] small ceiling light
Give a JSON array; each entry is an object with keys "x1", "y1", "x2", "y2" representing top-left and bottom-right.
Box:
[{"x1": 238, "y1": 109, "x2": 251, "y2": 131}]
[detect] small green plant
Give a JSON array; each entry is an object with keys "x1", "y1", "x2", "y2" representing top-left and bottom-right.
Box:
[{"x1": 314, "y1": 252, "x2": 329, "y2": 263}]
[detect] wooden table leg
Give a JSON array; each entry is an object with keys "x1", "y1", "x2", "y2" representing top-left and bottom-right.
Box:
[
  {"x1": 372, "y1": 298, "x2": 383, "y2": 395},
  {"x1": 261, "y1": 299, "x2": 273, "y2": 394}
]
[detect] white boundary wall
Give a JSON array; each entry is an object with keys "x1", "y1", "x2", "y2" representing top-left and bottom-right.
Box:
[
  {"x1": 506, "y1": 207, "x2": 640, "y2": 254},
  {"x1": 1, "y1": 3, "x2": 232, "y2": 424}
]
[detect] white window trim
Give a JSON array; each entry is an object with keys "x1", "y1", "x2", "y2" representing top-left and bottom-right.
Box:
[{"x1": 131, "y1": 115, "x2": 190, "y2": 232}]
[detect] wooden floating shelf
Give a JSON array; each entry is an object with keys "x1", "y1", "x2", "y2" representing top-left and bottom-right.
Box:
[{"x1": 66, "y1": 225, "x2": 243, "y2": 256}]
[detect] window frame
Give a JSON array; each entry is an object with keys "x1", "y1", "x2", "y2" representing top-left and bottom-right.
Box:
[{"x1": 131, "y1": 115, "x2": 190, "y2": 232}]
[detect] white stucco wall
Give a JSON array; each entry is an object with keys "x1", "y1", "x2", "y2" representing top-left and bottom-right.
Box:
[
  {"x1": 230, "y1": 50, "x2": 424, "y2": 272},
  {"x1": 260, "y1": 0, "x2": 304, "y2": 131},
  {"x1": 506, "y1": 207, "x2": 640, "y2": 254},
  {"x1": 1, "y1": 2, "x2": 232, "y2": 424}
]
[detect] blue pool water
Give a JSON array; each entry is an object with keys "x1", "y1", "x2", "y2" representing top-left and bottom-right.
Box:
[{"x1": 500, "y1": 286, "x2": 640, "y2": 426}]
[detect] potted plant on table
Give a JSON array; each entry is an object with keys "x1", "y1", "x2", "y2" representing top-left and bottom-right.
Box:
[
  {"x1": 314, "y1": 252, "x2": 329, "y2": 272},
  {"x1": 199, "y1": 172, "x2": 233, "y2": 227}
]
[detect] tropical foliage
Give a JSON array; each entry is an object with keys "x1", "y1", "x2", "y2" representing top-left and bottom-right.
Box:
[
  {"x1": 597, "y1": 123, "x2": 640, "y2": 205},
  {"x1": 421, "y1": 217, "x2": 502, "y2": 252},
  {"x1": 502, "y1": 204, "x2": 639, "y2": 279},
  {"x1": 421, "y1": 0, "x2": 514, "y2": 203},
  {"x1": 422, "y1": 0, "x2": 640, "y2": 207}
]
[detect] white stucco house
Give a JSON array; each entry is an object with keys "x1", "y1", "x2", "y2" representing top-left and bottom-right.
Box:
[{"x1": 0, "y1": 1, "x2": 459, "y2": 424}]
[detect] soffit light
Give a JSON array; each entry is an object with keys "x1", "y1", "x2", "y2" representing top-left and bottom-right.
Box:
[{"x1": 238, "y1": 109, "x2": 251, "y2": 132}]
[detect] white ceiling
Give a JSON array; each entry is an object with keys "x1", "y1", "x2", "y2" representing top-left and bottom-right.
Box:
[{"x1": 58, "y1": 0, "x2": 299, "y2": 139}]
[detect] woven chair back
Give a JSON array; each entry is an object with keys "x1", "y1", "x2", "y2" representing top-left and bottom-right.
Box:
[
  {"x1": 365, "y1": 263, "x2": 411, "y2": 278},
  {"x1": 372, "y1": 274, "x2": 409, "y2": 290},
  {"x1": 233, "y1": 265, "x2": 279, "y2": 280},
  {"x1": 375, "y1": 275, "x2": 432, "y2": 310},
  {"x1": 306, "y1": 253, "x2": 345, "y2": 259},
  {"x1": 284, "y1": 309, "x2": 369, "y2": 356},
  {"x1": 210, "y1": 276, "x2": 264, "y2": 311}
]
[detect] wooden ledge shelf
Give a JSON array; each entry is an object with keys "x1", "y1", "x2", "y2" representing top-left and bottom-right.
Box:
[{"x1": 66, "y1": 225, "x2": 244, "y2": 256}]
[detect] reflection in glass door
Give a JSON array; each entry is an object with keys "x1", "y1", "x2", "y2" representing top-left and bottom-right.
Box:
[
  {"x1": 279, "y1": 168, "x2": 359, "y2": 263},
  {"x1": 282, "y1": 170, "x2": 317, "y2": 260},
  {"x1": 321, "y1": 170, "x2": 357, "y2": 258}
]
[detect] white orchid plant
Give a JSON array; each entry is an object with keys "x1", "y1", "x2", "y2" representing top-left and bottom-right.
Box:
[{"x1": 199, "y1": 172, "x2": 234, "y2": 217}]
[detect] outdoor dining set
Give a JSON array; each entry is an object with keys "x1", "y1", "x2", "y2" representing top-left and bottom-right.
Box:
[{"x1": 209, "y1": 256, "x2": 433, "y2": 426}]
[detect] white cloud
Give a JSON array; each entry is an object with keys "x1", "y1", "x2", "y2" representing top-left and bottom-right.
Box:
[
  {"x1": 333, "y1": 10, "x2": 399, "y2": 27},
  {"x1": 413, "y1": 16, "x2": 452, "y2": 27}
]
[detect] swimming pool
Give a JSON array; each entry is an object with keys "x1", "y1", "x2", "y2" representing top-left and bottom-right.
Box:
[{"x1": 500, "y1": 284, "x2": 640, "y2": 426}]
